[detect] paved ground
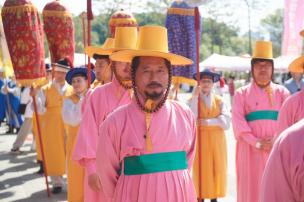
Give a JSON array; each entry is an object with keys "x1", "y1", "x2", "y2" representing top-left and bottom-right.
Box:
[
  {"x1": 0, "y1": 124, "x2": 67, "y2": 202},
  {"x1": 0, "y1": 93, "x2": 237, "y2": 202}
]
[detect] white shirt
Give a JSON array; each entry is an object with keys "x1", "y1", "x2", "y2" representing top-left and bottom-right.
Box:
[
  {"x1": 190, "y1": 92, "x2": 231, "y2": 130},
  {"x1": 20, "y1": 87, "x2": 33, "y2": 118},
  {"x1": 34, "y1": 80, "x2": 69, "y2": 115},
  {"x1": 61, "y1": 94, "x2": 84, "y2": 126}
]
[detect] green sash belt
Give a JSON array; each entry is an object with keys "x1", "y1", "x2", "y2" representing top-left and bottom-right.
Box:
[
  {"x1": 245, "y1": 110, "x2": 279, "y2": 122},
  {"x1": 123, "y1": 151, "x2": 188, "y2": 175}
]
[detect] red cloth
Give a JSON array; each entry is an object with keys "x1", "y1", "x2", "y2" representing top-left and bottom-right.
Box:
[
  {"x1": 219, "y1": 77, "x2": 225, "y2": 88},
  {"x1": 43, "y1": 1, "x2": 75, "y2": 65},
  {"x1": 228, "y1": 80, "x2": 235, "y2": 96},
  {"x1": 1, "y1": 0, "x2": 46, "y2": 81},
  {"x1": 108, "y1": 10, "x2": 138, "y2": 37}
]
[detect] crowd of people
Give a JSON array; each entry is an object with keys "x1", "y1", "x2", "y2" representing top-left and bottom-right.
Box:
[{"x1": 1, "y1": 23, "x2": 304, "y2": 202}]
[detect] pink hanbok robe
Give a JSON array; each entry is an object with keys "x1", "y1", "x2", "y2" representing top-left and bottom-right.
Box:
[
  {"x1": 232, "y1": 82, "x2": 289, "y2": 202},
  {"x1": 96, "y1": 99, "x2": 197, "y2": 202},
  {"x1": 277, "y1": 89, "x2": 304, "y2": 135},
  {"x1": 73, "y1": 77, "x2": 132, "y2": 201},
  {"x1": 261, "y1": 118, "x2": 304, "y2": 202}
]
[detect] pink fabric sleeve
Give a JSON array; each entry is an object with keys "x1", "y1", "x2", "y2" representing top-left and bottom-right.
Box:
[
  {"x1": 261, "y1": 130, "x2": 304, "y2": 202},
  {"x1": 81, "y1": 89, "x2": 93, "y2": 113},
  {"x1": 277, "y1": 98, "x2": 293, "y2": 135},
  {"x1": 186, "y1": 110, "x2": 197, "y2": 170},
  {"x1": 282, "y1": 87, "x2": 290, "y2": 101},
  {"x1": 96, "y1": 117, "x2": 120, "y2": 199},
  {"x1": 291, "y1": 156, "x2": 304, "y2": 201},
  {"x1": 272, "y1": 86, "x2": 290, "y2": 137},
  {"x1": 85, "y1": 159, "x2": 97, "y2": 175},
  {"x1": 260, "y1": 140, "x2": 293, "y2": 201},
  {"x1": 72, "y1": 91, "x2": 102, "y2": 169},
  {"x1": 232, "y1": 90, "x2": 258, "y2": 147}
]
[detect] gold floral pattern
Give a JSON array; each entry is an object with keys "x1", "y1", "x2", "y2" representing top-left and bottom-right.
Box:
[
  {"x1": 1, "y1": 0, "x2": 46, "y2": 82},
  {"x1": 43, "y1": 0, "x2": 74, "y2": 65}
]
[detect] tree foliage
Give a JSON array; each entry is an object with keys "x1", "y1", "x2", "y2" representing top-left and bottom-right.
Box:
[
  {"x1": 64, "y1": 0, "x2": 283, "y2": 61},
  {"x1": 261, "y1": 9, "x2": 283, "y2": 57}
]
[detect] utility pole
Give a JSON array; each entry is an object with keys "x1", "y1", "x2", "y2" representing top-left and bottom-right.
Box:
[{"x1": 244, "y1": 0, "x2": 252, "y2": 55}]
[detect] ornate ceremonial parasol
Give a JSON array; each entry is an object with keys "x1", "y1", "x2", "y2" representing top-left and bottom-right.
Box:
[
  {"x1": 166, "y1": 1, "x2": 200, "y2": 99},
  {"x1": 1, "y1": 0, "x2": 46, "y2": 86},
  {"x1": 109, "y1": 9, "x2": 138, "y2": 38},
  {"x1": 43, "y1": 0, "x2": 75, "y2": 66}
]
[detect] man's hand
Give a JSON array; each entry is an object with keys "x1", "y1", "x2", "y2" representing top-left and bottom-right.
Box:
[
  {"x1": 3, "y1": 86, "x2": 8, "y2": 94},
  {"x1": 193, "y1": 86, "x2": 202, "y2": 97},
  {"x1": 257, "y1": 138, "x2": 273, "y2": 151},
  {"x1": 198, "y1": 119, "x2": 209, "y2": 126},
  {"x1": 88, "y1": 173, "x2": 101, "y2": 192},
  {"x1": 29, "y1": 87, "x2": 37, "y2": 97}
]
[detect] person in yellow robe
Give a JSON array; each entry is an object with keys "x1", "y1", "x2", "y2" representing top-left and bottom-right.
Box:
[
  {"x1": 31, "y1": 58, "x2": 73, "y2": 194},
  {"x1": 190, "y1": 69, "x2": 230, "y2": 202},
  {"x1": 33, "y1": 63, "x2": 52, "y2": 174},
  {"x1": 61, "y1": 66, "x2": 96, "y2": 201}
]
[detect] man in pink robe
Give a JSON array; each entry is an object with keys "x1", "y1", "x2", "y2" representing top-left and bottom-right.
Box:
[
  {"x1": 277, "y1": 55, "x2": 304, "y2": 135},
  {"x1": 232, "y1": 41, "x2": 290, "y2": 202},
  {"x1": 260, "y1": 119, "x2": 304, "y2": 202},
  {"x1": 277, "y1": 89, "x2": 304, "y2": 134},
  {"x1": 96, "y1": 25, "x2": 197, "y2": 202},
  {"x1": 73, "y1": 27, "x2": 137, "y2": 201}
]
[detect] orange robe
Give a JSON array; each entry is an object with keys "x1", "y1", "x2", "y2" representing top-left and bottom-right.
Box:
[
  {"x1": 63, "y1": 94, "x2": 84, "y2": 202},
  {"x1": 193, "y1": 94, "x2": 228, "y2": 199},
  {"x1": 38, "y1": 82, "x2": 73, "y2": 175}
]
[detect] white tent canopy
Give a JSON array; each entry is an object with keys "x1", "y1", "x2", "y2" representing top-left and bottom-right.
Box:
[
  {"x1": 45, "y1": 53, "x2": 95, "y2": 67},
  {"x1": 199, "y1": 53, "x2": 299, "y2": 72},
  {"x1": 274, "y1": 55, "x2": 299, "y2": 72},
  {"x1": 199, "y1": 53, "x2": 251, "y2": 72}
]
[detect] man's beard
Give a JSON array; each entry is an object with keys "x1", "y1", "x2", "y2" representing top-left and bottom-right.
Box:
[
  {"x1": 120, "y1": 79, "x2": 132, "y2": 89},
  {"x1": 144, "y1": 82, "x2": 165, "y2": 100},
  {"x1": 144, "y1": 90, "x2": 165, "y2": 100}
]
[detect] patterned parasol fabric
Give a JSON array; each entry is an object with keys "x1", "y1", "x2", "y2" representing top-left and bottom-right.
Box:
[
  {"x1": 1, "y1": 0, "x2": 46, "y2": 86},
  {"x1": 108, "y1": 9, "x2": 138, "y2": 38},
  {"x1": 166, "y1": 1, "x2": 200, "y2": 86},
  {"x1": 43, "y1": 0, "x2": 75, "y2": 66}
]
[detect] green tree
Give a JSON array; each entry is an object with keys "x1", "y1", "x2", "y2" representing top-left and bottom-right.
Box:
[
  {"x1": 261, "y1": 9, "x2": 283, "y2": 57},
  {"x1": 135, "y1": 12, "x2": 165, "y2": 26},
  {"x1": 201, "y1": 18, "x2": 248, "y2": 59}
]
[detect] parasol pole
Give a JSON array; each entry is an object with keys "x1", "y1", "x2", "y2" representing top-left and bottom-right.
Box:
[
  {"x1": 31, "y1": 89, "x2": 51, "y2": 197},
  {"x1": 194, "y1": 6, "x2": 202, "y2": 199},
  {"x1": 87, "y1": 0, "x2": 93, "y2": 87},
  {"x1": 80, "y1": 12, "x2": 87, "y2": 67}
]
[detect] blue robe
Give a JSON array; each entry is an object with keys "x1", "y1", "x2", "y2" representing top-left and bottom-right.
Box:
[
  {"x1": 0, "y1": 79, "x2": 6, "y2": 122},
  {"x1": 4, "y1": 80, "x2": 23, "y2": 128}
]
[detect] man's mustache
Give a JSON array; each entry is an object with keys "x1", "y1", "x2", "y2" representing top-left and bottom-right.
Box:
[{"x1": 147, "y1": 82, "x2": 163, "y2": 88}]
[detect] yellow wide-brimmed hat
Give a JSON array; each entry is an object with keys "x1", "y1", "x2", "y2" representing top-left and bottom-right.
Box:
[
  {"x1": 110, "y1": 25, "x2": 193, "y2": 66},
  {"x1": 110, "y1": 26, "x2": 138, "y2": 51},
  {"x1": 84, "y1": 38, "x2": 114, "y2": 58},
  {"x1": 252, "y1": 41, "x2": 273, "y2": 60},
  {"x1": 288, "y1": 56, "x2": 304, "y2": 73}
]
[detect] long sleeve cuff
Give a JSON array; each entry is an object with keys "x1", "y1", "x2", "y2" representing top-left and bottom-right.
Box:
[
  {"x1": 85, "y1": 159, "x2": 97, "y2": 175},
  {"x1": 206, "y1": 115, "x2": 230, "y2": 130},
  {"x1": 241, "y1": 132, "x2": 258, "y2": 147}
]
